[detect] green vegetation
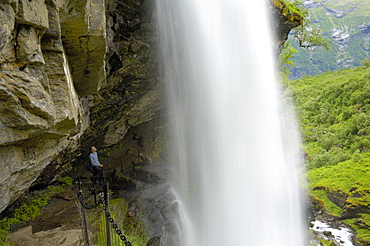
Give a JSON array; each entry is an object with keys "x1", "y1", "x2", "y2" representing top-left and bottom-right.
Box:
[
  {"x1": 288, "y1": 64, "x2": 370, "y2": 169},
  {"x1": 0, "y1": 186, "x2": 63, "y2": 244},
  {"x1": 272, "y1": 0, "x2": 305, "y2": 24},
  {"x1": 90, "y1": 198, "x2": 148, "y2": 245},
  {"x1": 282, "y1": 0, "x2": 330, "y2": 50},
  {"x1": 151, "y1": 133, "x2": 168, "y2": 160},
  {"x1": 278, "y1": 0, "x2": 330, "y2": 79},
  {"x1": 318, "y1": 239, "x2": 337, "y2": 246},
  {"x1": 286, "y1": 63, "x2": 370, "y2": 243},
  {"x1": 279, "y1": 41, "x2": 299, "y2": 80},
  {"x1": 58, "y1": 176, "x2": 74, "y2": 186}
]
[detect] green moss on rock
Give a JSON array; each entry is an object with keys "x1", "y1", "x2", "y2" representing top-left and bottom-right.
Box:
[
  {"x1": 89, "y1": 198, "x2": 148, "y2": 245},
  {"x1": 271, "y1": 0, "x2": 304, "y2": 24}
]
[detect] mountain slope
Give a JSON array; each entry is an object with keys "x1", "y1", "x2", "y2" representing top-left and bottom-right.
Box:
[
  {"x1": 288, "y1": 0, "x2": 370, "y2": 79},
  {"x1": 285, "y1": 64, "x2": 370, "y2": 244}
]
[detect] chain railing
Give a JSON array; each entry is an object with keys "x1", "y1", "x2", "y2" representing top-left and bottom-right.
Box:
[
  {"x1": 99, "y1": 193, "x2": 132, "y2": 246},
  {"x1": 76, "y1": 176, "x2": 161, "y2": 246}
]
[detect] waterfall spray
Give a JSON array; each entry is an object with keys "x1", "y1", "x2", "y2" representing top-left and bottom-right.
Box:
[{"x1": 156, "y1": 0, "x2": 307, "y2": 245}]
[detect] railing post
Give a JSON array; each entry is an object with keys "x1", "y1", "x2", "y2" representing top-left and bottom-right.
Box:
[
  {"x1": 92, "y1": 181, "x2": 97, "y2": 206},
  {"x1": 77, "y1": 177, "x2": 90, "y2": 246},
  {"x1": 104, "y1": 182, "x2": 112, "y2": 246}
]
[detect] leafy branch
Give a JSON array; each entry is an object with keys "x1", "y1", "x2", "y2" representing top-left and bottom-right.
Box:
[
  {"x1": 286, "y1": 0, "x2": 331, "y2": 50},
  {"x1": 276, "y1": 0, "x2": 330, "y2": 78}
]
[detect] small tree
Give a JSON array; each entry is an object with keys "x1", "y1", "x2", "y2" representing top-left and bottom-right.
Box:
[
  {"x1": 279, "y1": 41, "x2": 298, "y2": 81},
  {"x1": 277, "y1": 0, "x2": 330, "y2": 78},
  {"x1": 281, "y1": 0, "x2": 330, "y2": 50}
]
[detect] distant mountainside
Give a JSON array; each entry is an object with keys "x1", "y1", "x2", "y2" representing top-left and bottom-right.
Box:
[
  {"x1": 288, "y1": 0, "x2": 370, "y2": 80},
  {"x1": 285, "y1": 64, "x2": 370, "y2": 245}
]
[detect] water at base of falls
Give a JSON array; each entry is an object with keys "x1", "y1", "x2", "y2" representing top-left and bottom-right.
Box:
[
  {"x1": 311, "y1": 220, "x2": 354, "y2": 246},
  {"x1": 155, "y1": 0, "x2": 307, "y2": 245}
]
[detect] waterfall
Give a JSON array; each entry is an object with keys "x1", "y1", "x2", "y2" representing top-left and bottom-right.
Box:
[{"x1": 155, "y1": 0, "x2": 307, "y2": 245}]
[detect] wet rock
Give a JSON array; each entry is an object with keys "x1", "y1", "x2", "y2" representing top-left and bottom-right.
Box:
[
  {"x1": 323, "y1": 230, "x2": 333, "y2": 237},
  {"x1": 134, "y1": 164, "x2": 167, "y2": 184},
  {"x1": 123, "y1": 182, "x2": 182, "y2": 246}
]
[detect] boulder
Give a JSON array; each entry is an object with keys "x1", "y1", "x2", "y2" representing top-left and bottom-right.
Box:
[{"x1": 7, "y1": 226, "x2": 84, "y2": 246}]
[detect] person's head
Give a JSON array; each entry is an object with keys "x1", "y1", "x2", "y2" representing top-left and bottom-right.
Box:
[{"x1": 90, "y1": 146, "x2": 97, "y2": 153}]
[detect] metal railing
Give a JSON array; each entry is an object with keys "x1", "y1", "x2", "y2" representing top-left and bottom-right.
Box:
[{"x1": 76, "y1": 177, "x2": 160, "y2": 246}]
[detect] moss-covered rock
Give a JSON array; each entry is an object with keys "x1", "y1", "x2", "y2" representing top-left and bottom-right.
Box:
[
  {"x1": 271, "y1": 0, "x2": 304, "y2": 24},
  {"x1": 270, "y1": 0, "x2": 304, "y2": 54},
  {"x1": 88, "y1": 198, "x2": 148, "y2": 246}
]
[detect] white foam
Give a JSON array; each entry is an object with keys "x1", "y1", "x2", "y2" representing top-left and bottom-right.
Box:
[{"x1": 311, "y1": 220, "x2": 354, "y2": 246}]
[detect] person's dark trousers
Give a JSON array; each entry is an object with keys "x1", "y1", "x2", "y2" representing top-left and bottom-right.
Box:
[{"x1": 92, "y1": 166, "x2": 104, "y2": 184}]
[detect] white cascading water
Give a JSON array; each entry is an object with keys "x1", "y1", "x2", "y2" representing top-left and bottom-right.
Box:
[{"x1": 156, "y1": 0, "x2": 307, "y2": 245}]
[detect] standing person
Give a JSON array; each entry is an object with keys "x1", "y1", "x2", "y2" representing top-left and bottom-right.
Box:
[{"x1": 89, "y1": 146, "x2": 104, "y2": 185}]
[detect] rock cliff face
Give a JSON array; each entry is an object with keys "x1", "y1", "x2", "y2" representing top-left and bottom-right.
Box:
[
  {"x1": 0, "y1": 0, "x2": 106, "y2": 213},
  {"x1": 83, "y1": 0, "x2": 160, "y2": 149},
  {"x1": 0, "y1": 0, "x2": 300, "y2": 214}
]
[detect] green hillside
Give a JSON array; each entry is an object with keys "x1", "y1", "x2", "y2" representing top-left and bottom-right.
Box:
[
  {"x1": 285, "y1": 64, "x2": 370, "y2": 244},
  {"x1": 288, "y1": 0, "x2": 370, "y2": 80}
]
